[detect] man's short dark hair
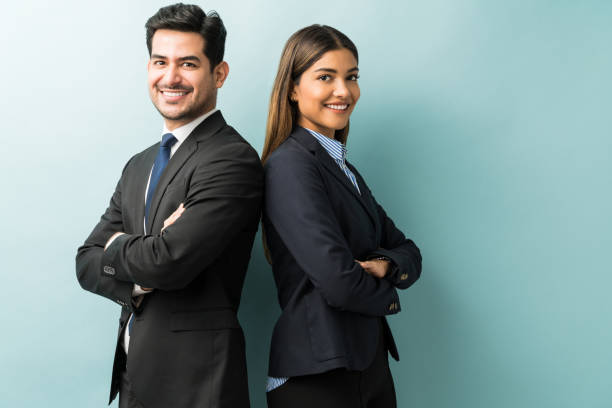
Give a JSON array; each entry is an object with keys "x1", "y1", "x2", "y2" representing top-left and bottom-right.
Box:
[{"x1": 145, "y1": 3, "x2": 226, "y2": 71}]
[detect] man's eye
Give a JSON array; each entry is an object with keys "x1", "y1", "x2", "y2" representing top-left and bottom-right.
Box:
[
  {"x1": 182, "y1": 62, "x2": 197, "y2": 68},
  {"x1": 153, "y1": 60, "x2": 165, "y2": 66}
]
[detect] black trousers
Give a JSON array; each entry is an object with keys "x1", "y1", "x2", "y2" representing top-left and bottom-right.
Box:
[
  {"x1": 118, "y1": 350, "x2": 145, "y2": 408},
  {"x1": 267, "y1": 322, "x2": 397, "y2": 408}
]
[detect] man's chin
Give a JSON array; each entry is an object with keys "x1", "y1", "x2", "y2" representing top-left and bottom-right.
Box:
[
  {"x1": 153, "y1": 101, "x2": 211, "y2": 125},
  {"x1": 155, "y1": 106, "x2": 193, "y2": 122}
]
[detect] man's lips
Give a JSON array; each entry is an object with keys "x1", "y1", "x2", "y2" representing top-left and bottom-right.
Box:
[{"x1": 158, "y1": 88, "x2": 192, "y2": 102}]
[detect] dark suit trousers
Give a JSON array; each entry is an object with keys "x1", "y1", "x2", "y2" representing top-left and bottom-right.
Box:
[
  {"x1": 267, "y1": 320, "x2": 397, "y2": 408},
  {"x1": 119, "y1": 369, "x2": 145, "y2": 408},
  {"x1": 118, "y1": 348, "x2": 145, "y2": 408}
]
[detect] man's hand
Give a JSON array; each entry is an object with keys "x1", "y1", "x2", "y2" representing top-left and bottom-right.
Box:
[
  {"x1": 356, "y1": 259, "x2": 390, "y2": 279},
  {"x1": 162, "y1": 203, "x2": 185, "y2": 232}
]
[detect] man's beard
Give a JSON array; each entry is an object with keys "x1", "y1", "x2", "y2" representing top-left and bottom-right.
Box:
[
  {"x1": 152, "y1": 86, "x2": 207, "y2": 122},
  {"x1": 154, "y1": 102, "x2": 203, "y2": 122}
]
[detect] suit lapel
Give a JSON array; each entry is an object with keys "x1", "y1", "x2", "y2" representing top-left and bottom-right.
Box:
[
  {"x1": 291, "y1": 128, "x2": 378, "y2": 229},
  {"x1": 137, "y1": 148, "x2": 158, "y2": 233},
  {"x1": 122, "y1": 146, "x2": 157, "y2": 234},
  {"x1": 145, "y1": 111, "x2": 227, "y2": 233},
  {"x1": 145, "y1": 137, "x2": 197, "y2": 233},
  {"x1": 347, "y1": 161, "x2": 382, "y2": 241}
]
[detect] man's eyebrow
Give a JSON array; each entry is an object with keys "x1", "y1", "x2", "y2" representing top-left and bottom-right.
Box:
[
  {"x1": 149, "y1": 55, "x2": 201, "y2": 63},
  {"x1": 179, "y1": 56, "x2": 201, "y2": 62},
  {"x1": 313, "y1": 66, "x2": 359, "y2": 73}
]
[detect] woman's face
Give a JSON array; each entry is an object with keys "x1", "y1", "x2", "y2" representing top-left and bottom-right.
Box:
[{"x1": 292, "y1": 48, "x2": 360, "y2": 138}]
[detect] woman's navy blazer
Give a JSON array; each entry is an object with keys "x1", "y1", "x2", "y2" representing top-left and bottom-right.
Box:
[{"x1": 263, "y1": 126, "x2": 422, "y2": 378}]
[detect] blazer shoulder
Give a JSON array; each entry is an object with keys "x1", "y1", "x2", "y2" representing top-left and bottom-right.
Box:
[
  {"x1": 199, "y1": 124, "x2": 261, "y2": 160},
  {"x1": 117, "y1": 143, "x2": 157, "y2": 176},
  {"x1": 265, "y1": 136, "x2": 314, "y2": 170}
]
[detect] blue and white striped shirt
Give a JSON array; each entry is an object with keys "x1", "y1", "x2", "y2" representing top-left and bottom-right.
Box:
[
  {"x1": 266, "y1": 127, "x2": 361, "y2": 392},
  {"x1": 305, "y1": 127, "x2": 361, "y2": 194}
]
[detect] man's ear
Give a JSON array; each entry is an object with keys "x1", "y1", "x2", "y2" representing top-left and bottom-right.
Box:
[{"x1": 214, "y1": 61, "x2": 229, "y2": 88}]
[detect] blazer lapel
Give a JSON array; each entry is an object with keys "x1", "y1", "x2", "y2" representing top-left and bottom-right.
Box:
[
  {"x1": 134, "y1": 148, "x2": 157, "y2": 234},
  {"x1": 291, "y1": 128, "x2": 378, "y2": 229},
  {"x1": 145, "y1": 111, "x2": 227, "y2": 233},
  {"x1": 145, "y1": 137, "x2": 197, "y2": 233},
  {"x1": 347, "y1": 161, "x2": 382, "y2": 241}
]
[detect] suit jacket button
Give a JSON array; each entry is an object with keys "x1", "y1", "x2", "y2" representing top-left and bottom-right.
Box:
[
  {"x1": 400, "y1": 273, "x2": 408, "y2": 281},
  {"x1": 103, "y1": 266, "x2": 116, "y2": 276},
  {"x1": 389, "y1": 304, "x2": 394, "y2": 311}
]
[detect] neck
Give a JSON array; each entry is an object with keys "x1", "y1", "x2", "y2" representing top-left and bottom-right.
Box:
[{"x1": 164, "y1": 106, "x2": 216, "y2": 131}]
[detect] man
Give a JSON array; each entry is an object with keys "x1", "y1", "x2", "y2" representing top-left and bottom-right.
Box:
[{"x1": 76, "y1": 4, "x2": 262, "y2": 407}]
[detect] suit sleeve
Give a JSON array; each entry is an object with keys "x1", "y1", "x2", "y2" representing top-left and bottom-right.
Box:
[
  {"x1": 366, "y1": 194, "x2": 422, "y2": 289},
  {"x1": 265, "y1": 151, "x2": 400, "y2": 317},
  {"x1": 98, "y1": 142, "x2": 263, "y2": 291},
  {"x1": 75, "y1": 161, "x2": 138, "y2": 310}
]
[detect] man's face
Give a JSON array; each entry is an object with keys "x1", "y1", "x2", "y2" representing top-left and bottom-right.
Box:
[{"x1": 147, "y1": 29, "x2": 227, "y2": 130}]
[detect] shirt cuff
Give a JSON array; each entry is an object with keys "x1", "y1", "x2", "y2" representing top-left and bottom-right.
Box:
[
  {"x1": 105, "y1": 232, "x2": 125, "y2": 250},
  {"x1": 132, "y1": 284, "x2": 152, "y2": 296}
]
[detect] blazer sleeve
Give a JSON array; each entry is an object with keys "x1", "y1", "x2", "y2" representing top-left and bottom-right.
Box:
[
  {"x1": 75, "y1": 161, "x2": 139, "y2": 310},
  {"x1": 96, "y1": 142, "x2": 263, "y2": 291},
  {"x1": 366, "y1": 194, "x2": 422, "y2": 290},
  {"x1": 265, "y1": 150, "x2": 400, "y2": 317}
]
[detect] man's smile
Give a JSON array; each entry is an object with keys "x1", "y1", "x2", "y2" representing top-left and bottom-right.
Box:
[{"x1": 158, "y1": 88, "x2": 192, "y2": 102}]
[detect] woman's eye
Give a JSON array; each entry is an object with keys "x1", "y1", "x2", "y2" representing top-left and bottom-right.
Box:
[
  {"x1": 318, "y1": 74, "x2": 331, "y2": 81},
  {"x1": 348, "y1": 74, "x2": 360, "y2": 81}
]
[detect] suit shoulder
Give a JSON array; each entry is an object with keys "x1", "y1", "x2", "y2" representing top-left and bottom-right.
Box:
[
  {"x1": 265, "y1": 137, "x2": 313, "y2": 170},
  {"x1": 118, "y1": 144, "x2": 157, "y2": 175},
  {"x1": 265, "y1": 139, "x2": 321, "y2": 185},
  {"x1": 200, "y1": 124, "x2": 261, "y2": 162}
]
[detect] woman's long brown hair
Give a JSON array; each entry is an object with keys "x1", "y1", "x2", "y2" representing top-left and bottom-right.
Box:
[{"x1": 261, "y1": 25, "x2": 359, "y2": 263}]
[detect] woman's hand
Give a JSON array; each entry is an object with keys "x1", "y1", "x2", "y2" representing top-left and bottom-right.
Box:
[{"x1": 356, "y1": 259, "x2": 390, "y2": 279}]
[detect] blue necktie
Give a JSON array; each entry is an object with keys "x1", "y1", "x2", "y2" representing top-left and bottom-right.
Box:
[{"x1": 144, "y1": 133, "x2": 177, "y2": 225}]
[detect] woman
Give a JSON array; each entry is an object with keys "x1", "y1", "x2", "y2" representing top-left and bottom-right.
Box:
[{"x1": 262, "y1": 25, "x2": 422, "y2": 408}]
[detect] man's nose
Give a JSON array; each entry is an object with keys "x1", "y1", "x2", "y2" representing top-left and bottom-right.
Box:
[{"x1": 163, "y1": 64, "x2": 182, "y2": 86}]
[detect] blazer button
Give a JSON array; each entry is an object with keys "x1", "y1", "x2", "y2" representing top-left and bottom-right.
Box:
[
  {"x1": 400, "y1": 273, "x2": 408, "y2": 281},
  {"x1": 103, "y1": 266, "x2": 116, "y2": 276},
  {"x1": 389, "y1": 304, "x2": 394, "y2": 311}
]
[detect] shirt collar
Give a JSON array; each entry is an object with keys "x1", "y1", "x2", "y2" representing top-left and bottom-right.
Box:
[
  {"x1": 161, "y1": 108, "x2": 218, "y2": 144},
  {"x1": 302, "y1": 127, "x2": 347, "y2": 162}
]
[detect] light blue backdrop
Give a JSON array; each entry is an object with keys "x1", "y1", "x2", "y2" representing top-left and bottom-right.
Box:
[{"x1": 1, "y1": 1, "x2": 610, "y2": 407}]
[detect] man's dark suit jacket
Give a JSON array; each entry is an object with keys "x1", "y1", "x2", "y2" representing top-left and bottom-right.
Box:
[
  {"x1": 76, "y1": 111, "x2": 263, "y2": 408},
  {"x1": 263, "y1": 127, "x2": 422, "y2": 378}
]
